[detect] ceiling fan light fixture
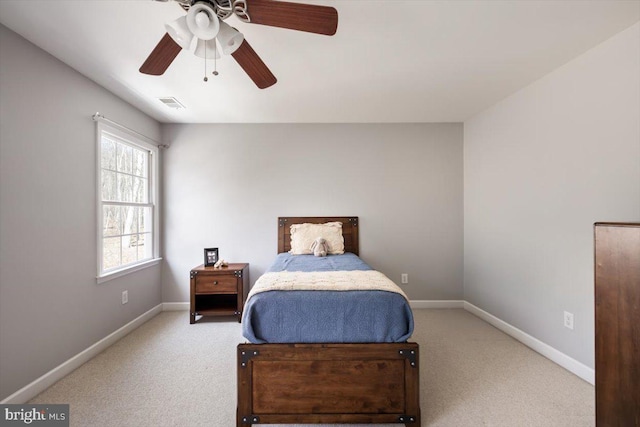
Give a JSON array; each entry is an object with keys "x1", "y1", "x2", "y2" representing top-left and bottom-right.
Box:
[
  {"x1": 195, "y1": 11, "x2": 210, "y2": 29},
  {"x1": 186, "y1": 2, "x2": 220, "y2": 40},
  {"x1": 194, "y1": 38, "x2": 221, "y2": 59},
  {"x1": 216, "y1": 20, "x2": 244, "y2": 55},
  {"x1": 165, "y1": 16, "x2": 193, "y2": 50}
]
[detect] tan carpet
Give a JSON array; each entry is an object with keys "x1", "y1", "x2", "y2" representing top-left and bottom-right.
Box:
[{"x1": 28, "y1": 309, "x2": 594, "y2": 426}]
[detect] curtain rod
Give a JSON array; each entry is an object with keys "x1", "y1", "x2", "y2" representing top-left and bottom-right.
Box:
[{"x1": 92, "y1": 112, "x2": 166, "y2": 148}]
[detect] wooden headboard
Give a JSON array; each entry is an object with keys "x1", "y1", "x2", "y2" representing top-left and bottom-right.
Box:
[{"x1": 278, "y1": 217, "x2": 359, "y2": 255}]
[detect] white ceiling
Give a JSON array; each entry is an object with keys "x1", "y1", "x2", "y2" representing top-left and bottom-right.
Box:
[{"x1": 0, "y1": 0, "x2": 638, "y2": 123}]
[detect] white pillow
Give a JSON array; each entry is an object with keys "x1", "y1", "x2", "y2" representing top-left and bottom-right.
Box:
[{"x1": 289, "y1": 221, "x2": 345, "y2": 255}]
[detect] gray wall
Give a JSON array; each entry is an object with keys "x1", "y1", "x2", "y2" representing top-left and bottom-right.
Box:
[
  {"x1": 4, "y1": 15, "x2": 635, "y2": 402},
  {"x1": 162, "y1": 123, "x2": 463, "y2": 303},
  {"x1": 0, "y1": 25, "x2": 163, "y2": 400},
  {"x1": 463, "y1": 22, "x2": 640, "y2": 369}
]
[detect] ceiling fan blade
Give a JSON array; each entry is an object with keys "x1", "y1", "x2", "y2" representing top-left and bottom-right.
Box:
[
  {"x1": 246, "y1": 0, "x2": 338, "y2": 36},
  {"x1": 231, "y1": 39, "x2": 277, "y2": 89},
  {"x1": 139, "y1": 33, "x2": 182, "y2": 75}
]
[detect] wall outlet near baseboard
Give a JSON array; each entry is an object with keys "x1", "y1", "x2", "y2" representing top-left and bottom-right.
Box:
[
  {"x1": 401, "y1": 273, "x2": 409, "y2": 284},
  {"x1": 122, "y1": 290, "x2": 128, "y2": 305},
  {"x1": 563, "y1": 311, "x2": 574, "y2": 330}
]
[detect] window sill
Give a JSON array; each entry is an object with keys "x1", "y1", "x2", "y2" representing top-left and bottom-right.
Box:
[{"x1": 97, "y1": 258, "x2": 162, "y2": 284}]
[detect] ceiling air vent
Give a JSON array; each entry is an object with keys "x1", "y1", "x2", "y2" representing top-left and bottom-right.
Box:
[{"x1": 158, "y1": 97, "x2": 185, "y2": 109}]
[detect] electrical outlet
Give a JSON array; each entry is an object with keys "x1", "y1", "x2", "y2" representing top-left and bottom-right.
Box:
[
  {"x1": 122, "y1": 290, "x2": 128, "y2": 305},
  {"x1": 401, "y1": 274, "x2": 408, "y2": 284},
  {"x1": 563, "y1": 311, "x2": 573, "y2": 330}
]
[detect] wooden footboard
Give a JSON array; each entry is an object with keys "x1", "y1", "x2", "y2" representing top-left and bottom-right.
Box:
[{"x1": 237, "y1": 342, "x2": 420, "y2": 426}]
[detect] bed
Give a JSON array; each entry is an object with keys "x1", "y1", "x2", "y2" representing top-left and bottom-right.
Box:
[{"x1": 236, "y1": 217, "x2": 421, "y2": 426}]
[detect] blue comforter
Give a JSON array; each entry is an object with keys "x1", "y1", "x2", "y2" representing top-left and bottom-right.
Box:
[{"x1": 242, "y1": 253, "x2": 414, "y2": 343}]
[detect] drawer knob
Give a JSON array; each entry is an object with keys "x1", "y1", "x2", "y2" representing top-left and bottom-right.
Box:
[{"x1": 214, "y1": 281, "x2": 218, "y2": 285}]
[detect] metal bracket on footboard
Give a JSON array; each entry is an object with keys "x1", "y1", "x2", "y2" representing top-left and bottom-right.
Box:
[
  {"x1": 239, "y1": 349, "x2": 259, "y2": 367},
  {"x1": 240, "y1": 415, "x2": 260, "y2": 424},
  {"x1": 399, "y1": 348, "x2": 418, "y2": 367},
  {"x1": 399, "y1": 415, "x2": 418, "y2": 423}
]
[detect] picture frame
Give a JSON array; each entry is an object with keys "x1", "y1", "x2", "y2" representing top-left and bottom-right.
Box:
[{"x1": 204, "y1": 248, "x2": 219, "y2": 267}]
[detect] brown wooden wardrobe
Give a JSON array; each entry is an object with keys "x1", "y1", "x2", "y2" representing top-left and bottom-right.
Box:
[{"x1": 594, "y1": 222, "x2": 640, "y2": 426}]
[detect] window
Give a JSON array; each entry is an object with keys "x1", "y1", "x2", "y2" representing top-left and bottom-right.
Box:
[{"x1": 97, "y1": 121, "x2": 159, "y2": 281}]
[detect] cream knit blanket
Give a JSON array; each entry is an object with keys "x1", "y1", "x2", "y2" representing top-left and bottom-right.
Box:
[{"x1": 247, "y1": 270, "x2": 408, "y2": 300}]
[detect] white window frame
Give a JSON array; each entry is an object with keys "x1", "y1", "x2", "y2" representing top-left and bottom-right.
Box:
[{"x1": 96, "y1": 121, "x2": 161, "y2": 283}]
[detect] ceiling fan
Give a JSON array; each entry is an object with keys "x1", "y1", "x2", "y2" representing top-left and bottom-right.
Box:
[{"x1": 139, "y1": 0, "x2": 338, "y2": 89}]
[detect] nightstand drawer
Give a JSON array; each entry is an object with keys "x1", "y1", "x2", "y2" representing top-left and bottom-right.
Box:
[{"x1": 195, "y1": 275, "x2": 238, "y2": 293}]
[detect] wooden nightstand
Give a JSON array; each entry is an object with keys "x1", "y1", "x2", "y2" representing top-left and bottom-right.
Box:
[{"x1": 190, "y1": 263, "x2": 249, "y2": 324}]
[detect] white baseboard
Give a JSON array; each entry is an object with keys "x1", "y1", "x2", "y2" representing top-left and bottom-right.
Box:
[
  {"x1": 410, "y1": 300, "x2": 464, "y2": 309},
  {"x1": 463, "y1": 301, "x2": 595, "y2": 385},
  {"x1": 162, "y1": 302, "x2": 189, "y2": 311},
  {"x1": 2, "y1": 299, "x2": 594, "y2": 404},
  {"x1": 1, "y1": 304, "x2": 163, "y2": 404}
]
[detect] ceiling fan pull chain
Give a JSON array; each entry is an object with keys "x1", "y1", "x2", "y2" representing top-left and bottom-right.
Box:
[
  {"x1": 203, "y1": 39, "x2": 208, "y2": 82},
  {"x1": 213, "y1": 40, "x2": 219, "y2": 76}
]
